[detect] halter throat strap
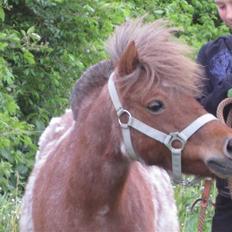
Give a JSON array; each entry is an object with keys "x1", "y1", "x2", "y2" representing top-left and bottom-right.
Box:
[{"x1": 108, "y1": 72, "x2": 217, "y2": 183}]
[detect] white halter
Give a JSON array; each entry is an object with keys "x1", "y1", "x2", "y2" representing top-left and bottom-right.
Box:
[{"x1": 108, "y1": 72, "x2": 217, "y2": 183}]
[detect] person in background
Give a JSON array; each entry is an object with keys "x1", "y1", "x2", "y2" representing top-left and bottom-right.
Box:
[{"x1": 197, "y1": 0, "x2": 232, "y2": 231}]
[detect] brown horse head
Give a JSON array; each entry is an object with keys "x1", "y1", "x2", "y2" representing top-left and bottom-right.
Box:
[{"x1": 103, "y1": 18, "x2": 232, "y2": 180}]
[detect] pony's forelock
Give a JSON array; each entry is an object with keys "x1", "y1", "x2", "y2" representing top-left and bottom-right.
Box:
[{"x1": 106, "y1": 17, "x2": 204, "y2": 96}]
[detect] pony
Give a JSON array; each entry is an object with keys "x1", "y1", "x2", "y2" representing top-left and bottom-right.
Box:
[{"x1": 20, "y1": 18, "x2": 232, "y2": 232}]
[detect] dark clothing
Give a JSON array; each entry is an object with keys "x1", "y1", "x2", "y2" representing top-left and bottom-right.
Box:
[
  {"x1": 212, "y1": 195, "x2": 232, "y2": 232},
  {"x1": 197, "y1": 35, "x2": 232, "y2": 115},
  {"x1": 197, "y1": 35, "x2": 232, "y2": 231}
]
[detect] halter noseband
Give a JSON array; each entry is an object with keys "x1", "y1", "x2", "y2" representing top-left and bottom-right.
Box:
[{"x1": 108, "y1": 72, "x2": 217, "y2": 183}]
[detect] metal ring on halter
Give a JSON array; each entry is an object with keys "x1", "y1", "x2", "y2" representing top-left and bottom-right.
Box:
[
  {"x1": 117, "y1": 109, "x2": 132, "y2": 129},
  {"x1": 165, "y1": 132, "x2": 187, "y2": 151}
]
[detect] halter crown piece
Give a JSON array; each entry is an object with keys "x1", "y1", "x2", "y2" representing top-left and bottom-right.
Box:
[{"x1": 108, "y1": 72, "x2": 217, "y2": 184}]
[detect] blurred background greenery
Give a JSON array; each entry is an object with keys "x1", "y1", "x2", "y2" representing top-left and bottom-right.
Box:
[{"x1": 0, "y1": 0, "x2": 228, "y2": 231}]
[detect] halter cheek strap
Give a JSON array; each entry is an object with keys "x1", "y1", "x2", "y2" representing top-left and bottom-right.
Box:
[{"x1": 108, "y1": 72, "x2": 217, "y2": 183}]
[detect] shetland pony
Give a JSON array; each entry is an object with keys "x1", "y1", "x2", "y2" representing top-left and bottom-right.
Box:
[{"x1": 20, "y1": 18, "x2": 232, "y2": 232}]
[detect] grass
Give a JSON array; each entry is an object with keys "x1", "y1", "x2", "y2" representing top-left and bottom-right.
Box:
[
  {"x1": 0, "y1": 194, "x2": 20, "y2": 232},
  {"x1": 175, "y1": 178, "x2": 216, "y2": 232},
  {"x1": 0, "y1": 179, "x2": 216, "y2": 232}
]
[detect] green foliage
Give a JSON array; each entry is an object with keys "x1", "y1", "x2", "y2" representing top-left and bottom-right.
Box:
[
  {"x1": 161, "y1": 0, "x2": 228, "y2": 51},
  {"x1": 130, "y1": 0, "x2": 229, "y2": 53},
  {"x1": 0, "y1": 17, "x2": 36, "y2": 193}
]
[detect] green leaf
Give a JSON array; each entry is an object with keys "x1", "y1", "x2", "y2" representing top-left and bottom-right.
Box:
[
  {"x1": 0, "y1": 42, "x2": 7, "y2": 51},
  {"x1": 23, "y1": 50, "x2": 35, "y2": 64},
  {"x1": 154, "y1": 9, "x2": 164, "y2": 15},
  {"x1": 27, "y1": 26, "x2": 35, "y2": 34},
  {"x1": 228, "y1": 88, "x2": 232, "y2": 98},
  {"x1": 30, "y1": 32, "x2": 41, "y2": 41},
  {"x1": 0, "y1": 7, "x2": 5, "y2": 23}
]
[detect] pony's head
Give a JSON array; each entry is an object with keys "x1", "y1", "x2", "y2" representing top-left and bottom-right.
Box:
[{"x1": 105, "y1": 18, "x2": 232, "y2": 180}]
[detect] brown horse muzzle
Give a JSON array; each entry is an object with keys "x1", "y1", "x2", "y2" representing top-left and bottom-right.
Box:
[{"x1": 207, "y1": 138, "x2": 232, "y2": 178}]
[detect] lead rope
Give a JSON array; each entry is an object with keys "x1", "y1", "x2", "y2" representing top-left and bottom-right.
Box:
[
  {"x1": 197, "y1": 97, "x2": 232, "y2": 232},
  {"x1": 197, "y1": 178, "x2": 213, "y2": 232}
]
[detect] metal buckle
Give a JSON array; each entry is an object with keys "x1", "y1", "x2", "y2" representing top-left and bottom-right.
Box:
[
  {"x1": 164, "y1": 132, "x2": 187, "y2": 152},
  {"x1": 117, "y1": 109, "x2": 132, "y2": 129}
]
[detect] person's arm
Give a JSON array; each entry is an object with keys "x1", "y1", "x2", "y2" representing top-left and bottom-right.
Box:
[{"x1": 197, "y1": 42, "x2": 232, "y2": 115}]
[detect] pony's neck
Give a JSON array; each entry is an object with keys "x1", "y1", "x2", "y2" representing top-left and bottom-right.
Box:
[
  {"x1": 69, "y1": 86, "x2": 130, "y2": 215},
  {"x1": 69, "y1": 131, "x2": 130, "y2": 215}
]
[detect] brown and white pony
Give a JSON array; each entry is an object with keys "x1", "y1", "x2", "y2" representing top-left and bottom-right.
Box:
[{"x1": 20, "y1": 18, "x2": 232, "y2": 232}]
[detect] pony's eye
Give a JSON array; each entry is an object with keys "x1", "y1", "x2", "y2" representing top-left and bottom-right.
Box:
[{"x1": 147, "y1": 100, "x2": 165, "y2": 113}]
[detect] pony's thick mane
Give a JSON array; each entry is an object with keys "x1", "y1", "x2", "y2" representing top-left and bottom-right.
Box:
[
  {"x1": 106, "y1": 18, "x2": 204, "y2": 96},
  {"x1": 71, "y1": 18, "x2": 204, "y2": 120},
  {"x1": 71, "y1": 60, "x2": 113, "y2": 120}
]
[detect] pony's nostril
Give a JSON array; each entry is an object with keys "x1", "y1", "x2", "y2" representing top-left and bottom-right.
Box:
[{"x1": 226, "y1": 138, "x2": 232, "y2": 155}]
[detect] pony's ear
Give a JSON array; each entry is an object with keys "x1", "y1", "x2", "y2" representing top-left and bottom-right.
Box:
[{"x1": 117, "y1": 41, "x2": 139, "y2": 76}]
